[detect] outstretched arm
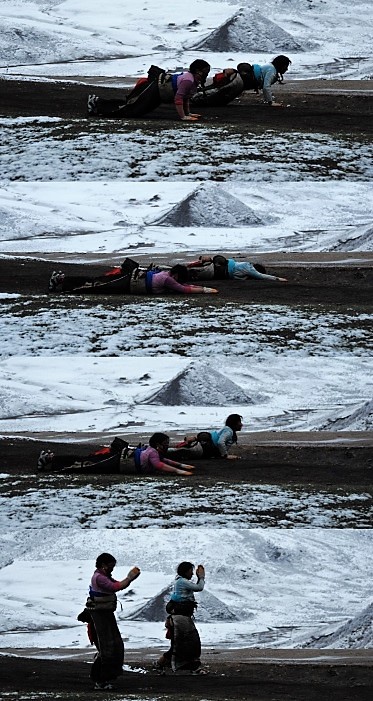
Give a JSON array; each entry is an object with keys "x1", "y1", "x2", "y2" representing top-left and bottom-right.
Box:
[
  {"x1": 251, "y1": 271, "x2": 287, "y2": 282},
  {"x1": 238, "y1": 263, "x2": 287, "y2": 283},
  {"x1": 149, "y1": 453, "x2": 195, "y2": 476},
  {"x1": 164, "y1": 277, "x2": 218, "y2": 294}
]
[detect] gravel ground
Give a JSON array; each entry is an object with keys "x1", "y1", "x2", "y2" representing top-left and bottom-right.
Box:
[{"x1": 1, "y1": 649, "x2": 372, "y2": 700}]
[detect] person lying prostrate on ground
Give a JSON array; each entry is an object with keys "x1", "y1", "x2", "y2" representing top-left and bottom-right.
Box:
[
  {"x1": 150, "y1": 265, "x2": 218, "y2": 295},
  {"x1": 227, "y1": 259, "x2": 287, "y2": 282},
  {"x1": 139, "y1": 433, "x2": 196, "y2": 476},
  {"x1": 205, "y1": 414, "x2": 243, "y2": 460},
  {"x1": 252, "y1": 55, "x2": 291, "y2": 107},
  {"x1": 169, "y1": 414, "x2": 243, "y2": 461},
  {"x1": 37, "y1": 437, "x2": 129, "y2": 473},
  {"x1": 187, "y1": 255, "x2": 287, "y2": 283},
  {"x1": 47, "y1": 262, "x2": 218, "y2": 296}
]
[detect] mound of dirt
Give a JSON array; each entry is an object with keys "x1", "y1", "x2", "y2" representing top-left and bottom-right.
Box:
[
  {"x1": 149, "y1": 182, "x2": 263, "y2": 227},
  {"x1": 188, "y1": 8, "x2": 304, "y2": 52}
]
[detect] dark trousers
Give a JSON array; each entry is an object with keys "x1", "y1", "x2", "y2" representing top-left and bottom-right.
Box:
[
  {"x1": 61, "y1": 273, "x2": 131, "y2": 293},
  {"x1": 96, "y1": 81, "x2": 161, "y2": 118},
  {"x1": 90, "y1": 610, "x2": 124, "y2": 683},
  {"x1": 47, "y1": 451, "x2": 121, "y2": 473},
  {"x1": 172, "y1": 614, "x2": 201, "y2": 671}
]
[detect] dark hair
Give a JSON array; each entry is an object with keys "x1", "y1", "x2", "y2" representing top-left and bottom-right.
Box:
[
  {"x1": 149, "y1": 432, "x2": 169, "y2": 449},
  {"x1": 177, "y1": 561, "x2": 194, "y2": 577},
  {"x1": 212, "y1": 255, "x2": 227, "y2": 267},
  {"x1": 96, "y1": 553, "x2": 116, "y2": 569},
  {"x1": 189, "y1": 59, "x2": 210, "y2": 87},
  {"x1": 271, "y1": 55, "x2": 291, "y2": 82},
  {"x1": 237, "y1": 62, "x2": 251, "y2": 75},
  {"x1": 225, "y1": 414, "x2": 243, "y2": 443},
  {"x1": 212, "y1": 255, "x2": 228, "y2": 279},
  {"x1": 189, "y1": 59, "x2": 210, "y2": 75},
  {"x1": 170, "y1": 264, "x2": 189, "y2": 283},
  {"x1": 253, "y1": 263, "x2": 267, "y2": 274}
]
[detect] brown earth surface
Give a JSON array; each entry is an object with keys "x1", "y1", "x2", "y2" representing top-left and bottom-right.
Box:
[
  {"x1": 0, "y1": 255, "x2": 372, "y2": 305},
  {"x1": 1, "y1": 77, "x2": 373, "y2": 134},
  {"x1": 1, "y1": 649, "x2": 372, "y2": 700},
  {"x1": 1, "y1": 431, "x2": 372, "y2": 489}
]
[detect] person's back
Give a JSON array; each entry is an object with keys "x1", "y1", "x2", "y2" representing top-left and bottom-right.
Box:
[
  {"x1": 139, "y1": 434, "x2": 194, "y2": 476},
  {"x1": 210, "y1": 425, "x2": 235, "y2": 457},
  {"x1": 151, "y1": 267, "x2": 217, "y2": 295},
  {"x1": 150, "y1": 270, "x2": 187, "y2": 294},
  {"x1": 252, "y1": 62, "x2": 277, "y2": 102},
  {"x1": 170, "y1": 563, "x2": 205, "y2": 604},
  {"x1": 191, "y1": 67, "x2": 245, "y2": 107},
  {"x1": 175, "y1": 71, "x2": 198, "y2": 100},
  {"x1": 139, "y1": 445, "x2": 159, "y2": 474},
  {"x1": 227, "y1": 259, "x2": 287, "y2": 282},
  {"x1": 252, "y1": 55, "x2": 291, "y2": 106}
]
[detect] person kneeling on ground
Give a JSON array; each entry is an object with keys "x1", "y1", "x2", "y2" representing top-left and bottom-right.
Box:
[
  {"x1": 139, "y1": 433, "x2": 196, "y2": 476},
  {"x1": 187, "y1": 255, "x2": 287, "y2": 283}
]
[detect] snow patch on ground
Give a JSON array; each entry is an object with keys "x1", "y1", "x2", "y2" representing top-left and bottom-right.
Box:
[
  {"x1": 1, "y1": 0, "x2": 372, "y2": 80},
  {"x1": 0, "y1": 182, "x2": 372, "y2": 253},
  {"x1": 0, "y1": 530, "x2": 372, "y2": 649}
]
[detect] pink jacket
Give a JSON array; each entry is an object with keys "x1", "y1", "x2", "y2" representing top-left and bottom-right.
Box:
[
  {"x1": 174, "y1": 71, "x2": 198, "y2": 104},
  {"x1": 151, "y1": 270, "x2": 194, "y2": 294}
]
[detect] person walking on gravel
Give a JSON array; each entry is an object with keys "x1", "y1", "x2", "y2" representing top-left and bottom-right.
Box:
[{"x1": 157, "y1": 562, "x2": 206, "y2": 674}]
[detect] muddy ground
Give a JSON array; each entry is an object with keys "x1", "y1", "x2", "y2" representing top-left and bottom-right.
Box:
[
  {"x1": 1, "y1": 431, "x2": 372, "y2": 490},
  {"x1": 1, "y1": 649, "x2": 372, "y2": 700},
  {"x1": 1, "y1": 78, "x2": 373, "y2": 136},
  {"x1": 1, "y1": 256, "x2": 372, "y2": 305}
]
